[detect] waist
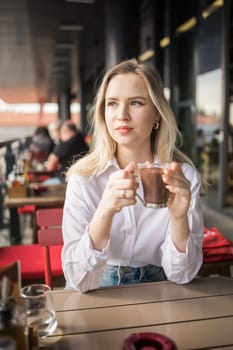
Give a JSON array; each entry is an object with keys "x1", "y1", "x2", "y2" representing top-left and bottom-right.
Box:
[
  {"x1": 100, "y1": 264, "x2": 166, "y2": 286},
  {"x1": 104, "y1": 264, "x2": 164, "y2": 277},
  {"x1": 109, "y1": 265, "x2": 148, "y2": 273}
]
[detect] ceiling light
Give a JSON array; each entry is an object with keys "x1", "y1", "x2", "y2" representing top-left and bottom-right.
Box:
[
  {"x1": 176, "y1": 17, "x2": 197, "y2": 34},
  {"x1": 59, "y1": 24, "x2": 83, "y2": 31},
  {"x1": 212, "y1": 0, "x2": 223, "y2": 7},
  {"x1": 160, "y1": 37, "x2": 170, "y2": 48},
  {"x1": 65, "y1": 0, "x2": 94, "y2": 3},
  {"x1": 202, "y1": 0, "x2": 223, "y2": 19},
  {"x1": 138, "y1": 49, "x2": 155, "y2": 62}
]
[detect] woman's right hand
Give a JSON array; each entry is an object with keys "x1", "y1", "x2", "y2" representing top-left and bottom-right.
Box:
[
  {"x1": 99, "y1": 161, "x2": 138, "y2": 215},
  {"x1": 89, "y1": 161, "x2": 138, "y2": 251}
]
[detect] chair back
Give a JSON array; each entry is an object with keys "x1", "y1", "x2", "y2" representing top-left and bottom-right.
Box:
[{"x1": 36, "y1": 208, "x2": 64, "y2": 288}]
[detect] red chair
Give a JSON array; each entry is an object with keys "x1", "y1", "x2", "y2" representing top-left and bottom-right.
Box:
[
  {"x1": 36, "y1": 208, "x2": 64, "y2": 289},
  {"x1": 199, "y1": 227, "x2": 233, "y2": 276},
  {"x1": 0, "y1": 208, "x2": 64, "y2": 289},
  {"x1": 17, "y1": 205, "x2": 35, "y2": 215},
  {"x1": 0, "y1": 244, "x2": 44, "y2": 281},
  {"x1": 17, "y1": 205, "x2": 35, "y2": 228}
]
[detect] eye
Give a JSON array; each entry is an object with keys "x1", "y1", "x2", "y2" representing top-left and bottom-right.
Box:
[
  {"x1": 106, "y1": 100, "x2": 117, "y2": 107},
  {"x1": 131, "y1": 100, "x2": 143, "y2": 106}
]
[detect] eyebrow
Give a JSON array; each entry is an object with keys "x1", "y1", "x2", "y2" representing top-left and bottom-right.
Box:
[
  {"x1": 106, "y1": 96, "x2": 147, "y2": 101},
  {"x1": 129, "y1": 96, "x2": 147, "y2": 100}
]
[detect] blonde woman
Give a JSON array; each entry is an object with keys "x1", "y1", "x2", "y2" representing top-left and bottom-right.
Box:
[{"x1": 62, "y1": 59, "x2": 204, "y2": 292}]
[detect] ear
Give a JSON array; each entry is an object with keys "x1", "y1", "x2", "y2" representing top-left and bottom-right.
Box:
[{"x1": 153, "y1": 122, "x2": 160, "y2": 130}]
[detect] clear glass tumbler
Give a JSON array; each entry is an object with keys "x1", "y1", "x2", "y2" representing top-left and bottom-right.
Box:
[{"x1": 20, "y1": 284, "x2": 57, "y2": 339}]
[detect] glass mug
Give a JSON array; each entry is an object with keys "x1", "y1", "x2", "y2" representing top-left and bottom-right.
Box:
[
  {"x1": 20, "y1": 284, "x2": 57, "y2": 339},
  {"x1": 137, "y1": 162, "x2": 172, "y2": 208}
]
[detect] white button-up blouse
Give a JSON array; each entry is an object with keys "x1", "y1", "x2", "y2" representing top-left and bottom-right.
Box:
[{"x1": 62, "y1": 159, "x2": 204, "y2": 292}]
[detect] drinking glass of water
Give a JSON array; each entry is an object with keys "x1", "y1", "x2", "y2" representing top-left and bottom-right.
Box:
[{"x1": 20, "y1": 284, "x2": 57, "y2": 339}]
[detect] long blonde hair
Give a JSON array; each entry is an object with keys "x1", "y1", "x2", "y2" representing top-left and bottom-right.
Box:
[{"x1": 67, "y1": 58, "x2": 193, "y2": 177}]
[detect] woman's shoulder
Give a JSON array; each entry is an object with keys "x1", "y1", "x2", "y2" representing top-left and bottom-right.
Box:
[
  {"x1": 67, "y1": 171, "x2": 92, "y2": 185},
  {"x1": 181, "y1": 162, "x2": 198, "y2": 176}
]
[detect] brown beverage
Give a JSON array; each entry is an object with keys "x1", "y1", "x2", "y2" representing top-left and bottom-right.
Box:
[{"x1": 138, "y1": 164, "x2": 169, "y2": 208}]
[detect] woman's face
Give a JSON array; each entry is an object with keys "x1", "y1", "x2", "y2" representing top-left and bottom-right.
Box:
[{"x1": 104, "y1": 73, "x2": 159, "y2": 152}]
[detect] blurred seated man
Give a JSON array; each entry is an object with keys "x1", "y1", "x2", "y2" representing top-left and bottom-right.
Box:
[
  {"x1": 29, "y1": 126, "x2": 54, "y2": 164},
  {"x1": 45, "y1": 120, "x2": 89, "y2": 180},
  {"x1": 48, "y1": 120, "x2": 61, "y2": 145}
]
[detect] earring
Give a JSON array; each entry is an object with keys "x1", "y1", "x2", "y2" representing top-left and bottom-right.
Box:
[{"x1": 153, "y1": 122, "x2": 159, "y2": 130}]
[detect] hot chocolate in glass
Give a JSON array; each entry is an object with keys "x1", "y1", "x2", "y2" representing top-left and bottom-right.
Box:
[{"x1": 137, "y1": 162, "x2": 171, "y2": 208}]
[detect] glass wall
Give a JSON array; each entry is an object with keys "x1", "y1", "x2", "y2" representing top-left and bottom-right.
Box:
[
  {"x1": 195, "y1": 4, "x2": 223, "y2": 187},
  {"x1": 141, "y1": 0, "x2": 231, "y2": 207},
  {"x1": 196, "y1": 68, "x2": 222, "y2": 183}
]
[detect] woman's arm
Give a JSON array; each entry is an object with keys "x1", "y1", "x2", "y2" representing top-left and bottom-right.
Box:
[
  {"x1": 45, "y1": 153, "x2": 60, "y2": 171},
  {"x1": 62, "y1": 163, "x2": 138, "y2": 292},
  {"x1": 161, "y1": 163, "x2": 204, "y2": 283},
  {"x1": 89, "y1": 161, "x2": 137, "y2": 251},
  {"x1": 163, "y1": 162, "x2": 191, "y2": 252}
]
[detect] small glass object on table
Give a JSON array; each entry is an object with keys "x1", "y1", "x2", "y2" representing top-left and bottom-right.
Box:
[{"x1": 20, "y1": 284, "x2": 57, "y2": 341}]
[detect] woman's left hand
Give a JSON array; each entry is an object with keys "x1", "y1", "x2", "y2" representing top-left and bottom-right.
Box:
[{"x1": 162, "y1": 162, "x2": 191, "y2": 219}]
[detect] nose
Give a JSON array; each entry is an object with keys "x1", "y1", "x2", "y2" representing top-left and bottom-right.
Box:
[{"x1": 116, "y1": 103, "x2": 130, "y2": 120}]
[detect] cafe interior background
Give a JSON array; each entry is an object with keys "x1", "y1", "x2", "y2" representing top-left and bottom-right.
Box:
[{"x1": 0, "y1": 0, "x2": 232, "y2": 248}]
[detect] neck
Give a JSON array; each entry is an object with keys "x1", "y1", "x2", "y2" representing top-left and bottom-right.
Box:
[{"x1": 116, "y1": 145, "x2": 154, "y2": 169}]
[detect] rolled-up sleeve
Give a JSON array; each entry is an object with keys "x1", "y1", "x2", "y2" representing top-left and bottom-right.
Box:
[
  {"x1": 161, "y1": 164, "x2": 204, "y2": 284},
  {"x1": 61, "y1": 174, "x2": 110, "y2": 292}
]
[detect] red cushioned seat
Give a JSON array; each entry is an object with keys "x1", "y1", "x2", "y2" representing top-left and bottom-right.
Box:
[
  {"x1": 17, "y1": 205, "x2": 35, "y2": 214},
  {"x1": 36, "y1": 208, "x2": 64, "y2": 288},
  {"x1": 203, "y1": 227, "x2": 233, "y2": 263},
  {"x1": 199, "y1": 227, "x2": 233, "y2": 277},
  {"x1": 0, "y1": 244, "x2": 62, "y2": 281}
]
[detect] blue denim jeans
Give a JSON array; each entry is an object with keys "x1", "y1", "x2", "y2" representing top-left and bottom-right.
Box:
[{"x1": 100, "y1": 264, "x2": 167, "y2": 287}]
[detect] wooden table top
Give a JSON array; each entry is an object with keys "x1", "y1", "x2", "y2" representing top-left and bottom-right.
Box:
[
  {"x1": 40, "y1": 276, "x2": 233, "y2": 349},
  {"x1": 4, "y1": 183, "x2": 66, "y2": 208}
]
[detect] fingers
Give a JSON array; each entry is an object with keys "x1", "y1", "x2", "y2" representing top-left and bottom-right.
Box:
[
  {"x1": 124, "y1": 161, "x2": 136, "y2": 174},
  {"x1": 109, "y1": 163, "x2": 138, "y2": 191},
  {"x1": 101, "y1": 187, "x2": 137, "y2": 215},
  {"x1": 120, "y1": 189, "x2": 136, "y2": 199},
  {"x1": 113, "y1": 189, "x2": 136, "y2": 213},
  {"x1": 163, "y1": 162, "x2": 190, "y2": 190},
  {"x1": 162, "y1": 163, "x2": 191, "y2": 204},
  {"x1": 103, "y1": 165, "x2": 138, "y2": 214}
]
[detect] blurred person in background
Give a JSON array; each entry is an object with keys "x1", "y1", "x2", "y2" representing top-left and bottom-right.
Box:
[
  {"x1": 46, "y1": 120, "x2": 89, "y2": 180},
  {"x1": 29, "y1": 126, "x2": 54, "y2": 164},
  {"x1": 48, "y1": 120, "x2": 61, "y2": 145}
]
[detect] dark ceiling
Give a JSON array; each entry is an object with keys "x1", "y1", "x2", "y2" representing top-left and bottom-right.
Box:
[
  {"x1": 0, "y1": 0, "x2": 228, "y2": 106},
  {"x1": 0, "y1": 0, "x2": 105, "y2": 104}
]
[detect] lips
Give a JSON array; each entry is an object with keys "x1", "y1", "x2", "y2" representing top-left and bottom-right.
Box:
[{"x1": 115, "y1": 126, "x2": 133, "y2": 134}]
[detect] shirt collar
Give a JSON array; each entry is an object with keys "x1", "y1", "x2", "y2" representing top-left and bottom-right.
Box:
[
  {"x1": 96, "y1": 158, "x2": 120, "y2": 177},
  {"x1": 96, "y1": 155, "x2": 159, "y2": 177}
]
